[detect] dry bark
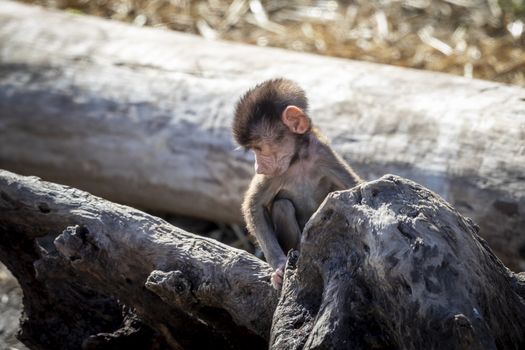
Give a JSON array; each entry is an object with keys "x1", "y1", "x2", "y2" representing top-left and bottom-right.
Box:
[
  {"x1": 1, "y1": 1, "x2": 524, "y2": 270},
  {"x1": 0, "y1": 169, "x2": 276, "y2": 350},
  {"x1": 272, "y1": 175, "x2": 525, "y2": 350},
  {"x1": 1, "y1": 170, "x2": 524, "y2": 349}
]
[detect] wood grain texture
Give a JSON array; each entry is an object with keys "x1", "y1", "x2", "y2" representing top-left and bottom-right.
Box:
[
  {"x1": 0, "y1": 1, "x2": 524, "y2": 269},
  {"x1": 0, "y1": 169, "x2": 276, "y2": 350},
  {"x1": 272, "y1": 175, "x2": 525, "y2": 349},
  {"x1": 1, "y1": 170, "x2": 523, "y2": 349}
]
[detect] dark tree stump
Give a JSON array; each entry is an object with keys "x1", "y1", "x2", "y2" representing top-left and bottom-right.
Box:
[{"x1": 271, "y1": 175, "x2": 525, "y2": 349}]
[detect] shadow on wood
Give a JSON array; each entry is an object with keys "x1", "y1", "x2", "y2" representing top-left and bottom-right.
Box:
[
  {"x1": 0, "y1": 170, "x2": 523, "y2": 349},
  {"x1": 0, "y1": 170, "x2": 275, "y2": 350},
  {"x1": 272, "y1": 175, "x2": 525, "y2": 349}
]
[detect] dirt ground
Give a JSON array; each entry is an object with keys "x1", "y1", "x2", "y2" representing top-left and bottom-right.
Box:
[{"x1": 0, "y1": 263, "x2": 28, "y2": 350}]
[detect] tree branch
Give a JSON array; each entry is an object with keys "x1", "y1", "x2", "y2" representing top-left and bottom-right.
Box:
[{"x1": 0, "y1": 169, "x2": 276, "y2": 349}]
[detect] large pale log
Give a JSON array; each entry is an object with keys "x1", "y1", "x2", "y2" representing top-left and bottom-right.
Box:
[
  {"x1": 1, "y1": 170, "x2": 524, "y2": 349},
  {"x1": 0, "y1": 1, "x2": 524, "y2": 269}
]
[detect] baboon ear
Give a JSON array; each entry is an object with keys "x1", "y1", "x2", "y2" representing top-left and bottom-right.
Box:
[{"x1": 282, "y1": 106, "x2": 310, "y2": 134}]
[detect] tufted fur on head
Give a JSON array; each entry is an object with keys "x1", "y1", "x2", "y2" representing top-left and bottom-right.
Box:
[{"x1": 232, "y1": 78, "x2": 311, "y2": 148}]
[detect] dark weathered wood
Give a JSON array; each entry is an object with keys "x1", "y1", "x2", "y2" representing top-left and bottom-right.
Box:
[
  {"x1": 0, "y1": 1, "x2": 524, "y2": 269},
  {"x1": 1, "y1": 170, "x2": 524, "y2": 349},
  {"x1": 271, "y1": 175, "x2": 525, "y2": 349},
  {"x1": 0, "y1": 170, "x2": 276, "y2": 350},
  {"x1": 81, "y1": 309, "x2": 166, "y2": 350}
]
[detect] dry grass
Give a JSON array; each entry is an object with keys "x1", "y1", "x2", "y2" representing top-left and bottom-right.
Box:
[{"x1": 20, "y1": 0, "x2": 525, "y2": 86}]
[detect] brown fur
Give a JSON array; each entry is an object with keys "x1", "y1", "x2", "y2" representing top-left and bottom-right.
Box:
[
  {"x1": 232, "y1": 78, "x2": 361, "y2": 288},
  {"x1": 233, "y1": 78, "x2": 310, "y2": 148}
]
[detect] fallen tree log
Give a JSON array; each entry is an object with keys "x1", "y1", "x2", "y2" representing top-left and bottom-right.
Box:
[
  {"x1": 0, "y1": 169, "x2": 276, "y2": 350},
  {"x1": 1, "y1": 170, "x2": 524, "y2": 349},
  {"x1": 0, "y1": 2, "x2": 524, "y2": 270}
]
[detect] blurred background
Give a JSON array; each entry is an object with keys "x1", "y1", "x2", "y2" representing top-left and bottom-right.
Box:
[{"x1": 18, "y1": 0, "x2": 525, "y2": 86}]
